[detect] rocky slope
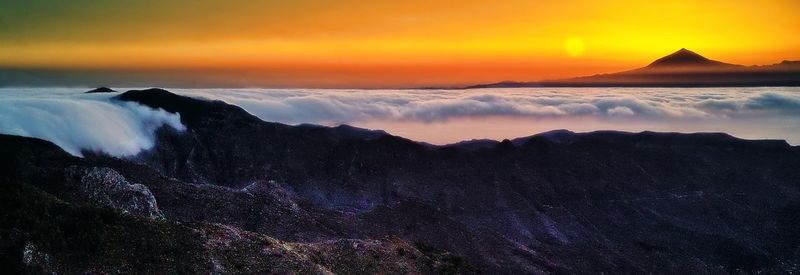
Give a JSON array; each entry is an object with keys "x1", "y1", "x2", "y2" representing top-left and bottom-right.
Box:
[
  {"x1": 0, "y1": 135, "x2": 472, "y2": 274},
  {"x1": 2, "y1": 88, "x2": 800, "y2": 274}
]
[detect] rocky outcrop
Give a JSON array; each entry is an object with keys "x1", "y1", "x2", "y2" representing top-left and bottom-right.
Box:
[
  {"x1": 21, "y1": 242, "x2": 55, "y2": 274},
  {"x1": 66, "y1": 166, "x2": 163, "y2": 219},
  {"x1": 295, "y1": 237, "x2": 477, "y2": 274},
  {"x1": 0, "y1": 178, "x2": 470, "y2": 274}
]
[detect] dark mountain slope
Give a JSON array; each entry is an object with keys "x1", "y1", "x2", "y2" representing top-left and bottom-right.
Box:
[
  {"x1": 0, "y1": 134, "x2": 475, "y2": 274},
  {"x1": 109, "y1": 88, "x2": 800, "y2": 273},
  {"x1": 84, "y1": 87, "x2": 118, "y2": 94},
  {"x1": 2, "y1": 88, "x2": 800, "y2": 273}
]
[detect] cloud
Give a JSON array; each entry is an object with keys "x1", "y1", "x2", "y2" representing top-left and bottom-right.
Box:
[
  {"x1": 0, "y1": 91, "x2": 185, "y2": 157},
  {"x1": 172, "y1": 88, "x2": 800, "y2": 124},
  {"x1": 171, "y1": 87, "x2": 800, "y2": 144},
  {"x1": 743, "y1": 93, "x2": 800, "y2": 113},
  {"x1": 696, "y1": 92, "x2": 800, "y2": 116},
  {"x1": 606, "y1": 106, "x2": 635, "y2": 116}
]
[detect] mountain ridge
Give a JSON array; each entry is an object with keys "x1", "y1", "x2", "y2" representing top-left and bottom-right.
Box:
[
  {"x1": 645, "y1": 48, "x2": 735, "y2": 68},
  {"x1": 466, "y1": 49, "x2": 800, "y2": 88}
]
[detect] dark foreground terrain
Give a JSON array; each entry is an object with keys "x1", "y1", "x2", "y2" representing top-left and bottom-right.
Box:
[{"x1": 2, "y1": 88, "x2": 799, "y2": 274}]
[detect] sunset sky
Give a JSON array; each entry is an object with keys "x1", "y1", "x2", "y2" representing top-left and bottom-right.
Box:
[{"x1": 1, "y1": 0, "x2": 799, "y2": 88}]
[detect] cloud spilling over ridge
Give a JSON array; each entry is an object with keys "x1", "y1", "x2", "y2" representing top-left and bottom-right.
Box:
[
  {"x1": 169, "y1": 87, "x2": 800, "y2": 144},
  {"x1": 0, "y1": 90, "x2": 185, "y2": 157},
  {"x1": 172, "y1": 87, "x2": 800, "y2": 124}
]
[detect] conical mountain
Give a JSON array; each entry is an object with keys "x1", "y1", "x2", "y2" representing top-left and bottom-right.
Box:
[
  {"x1": 465, "y1": 48, "x2": 799, "y2": 88},
  {"x1": 645, "y1": 48, "x2": 734, "y2": 68}
]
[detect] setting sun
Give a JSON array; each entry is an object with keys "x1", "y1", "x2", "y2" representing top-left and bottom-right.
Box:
[{"x1": 564, "y1": 37, "x2": 586, "y2": 58}]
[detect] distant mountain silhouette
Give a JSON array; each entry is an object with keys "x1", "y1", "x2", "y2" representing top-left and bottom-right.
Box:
[
  {"x1": 467, "y1": 49, "x2": 800, "y2": 88},
  {"x1": 84, "y1": 87, "x2": 118, "y2": 93},
  {"x1": 645, "y1": 48, "x2": 734, "y2": 68}
]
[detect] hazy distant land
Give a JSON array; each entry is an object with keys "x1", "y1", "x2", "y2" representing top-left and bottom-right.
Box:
[{"x1": 467, "y1": 49, "x2": 800, "y2": 88}]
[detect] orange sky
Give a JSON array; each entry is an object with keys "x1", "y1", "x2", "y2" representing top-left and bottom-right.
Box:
[{"x1": 1, "y1": 0, "x2": 798, "y2": 88}]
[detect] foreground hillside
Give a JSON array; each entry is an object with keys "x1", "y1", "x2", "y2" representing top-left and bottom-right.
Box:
[
  {"x1": 2, "y1": 88, "x2": 800, "y2": 274},
  {"x1": 0, "y1": 136, "x2": 472, "y2": 274}
]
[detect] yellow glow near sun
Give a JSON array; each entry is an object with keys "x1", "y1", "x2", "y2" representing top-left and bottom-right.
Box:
[{"x1": 564, "y1": 37, "x2": 585, "y2": 58}]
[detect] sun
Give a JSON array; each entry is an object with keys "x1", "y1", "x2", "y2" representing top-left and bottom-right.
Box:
[{"x1": 564, "y1": 37, "x2": 585, "y2": 58}]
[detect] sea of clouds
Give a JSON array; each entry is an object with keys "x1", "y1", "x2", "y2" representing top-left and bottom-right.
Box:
[
  {"x1": 171, "y1": 87, "x2": 800, "y2": 123},
  {"x1": 1, "y1": 87, "x2": 799, "y2": 157},
  {"x1": 171, "y1": 87, "x2": 800, "y2": 144},
  {"x1": 0, "y1": 88, "x2": 185, "y2": 156}
]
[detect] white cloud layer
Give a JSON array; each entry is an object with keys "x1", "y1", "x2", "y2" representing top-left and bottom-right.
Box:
[
  {"x1": 1, "y1": 87, "x2": 799, "y2": 156},
  {"x1": 170, "y1": 87, "x2": 800, "y2": 144},
  {"x1": 171, "y1": 87, "x2": 800, "y2": 124},
  {"x1": 0, "y1": 89, "x2": 185, "y2": 156}
]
